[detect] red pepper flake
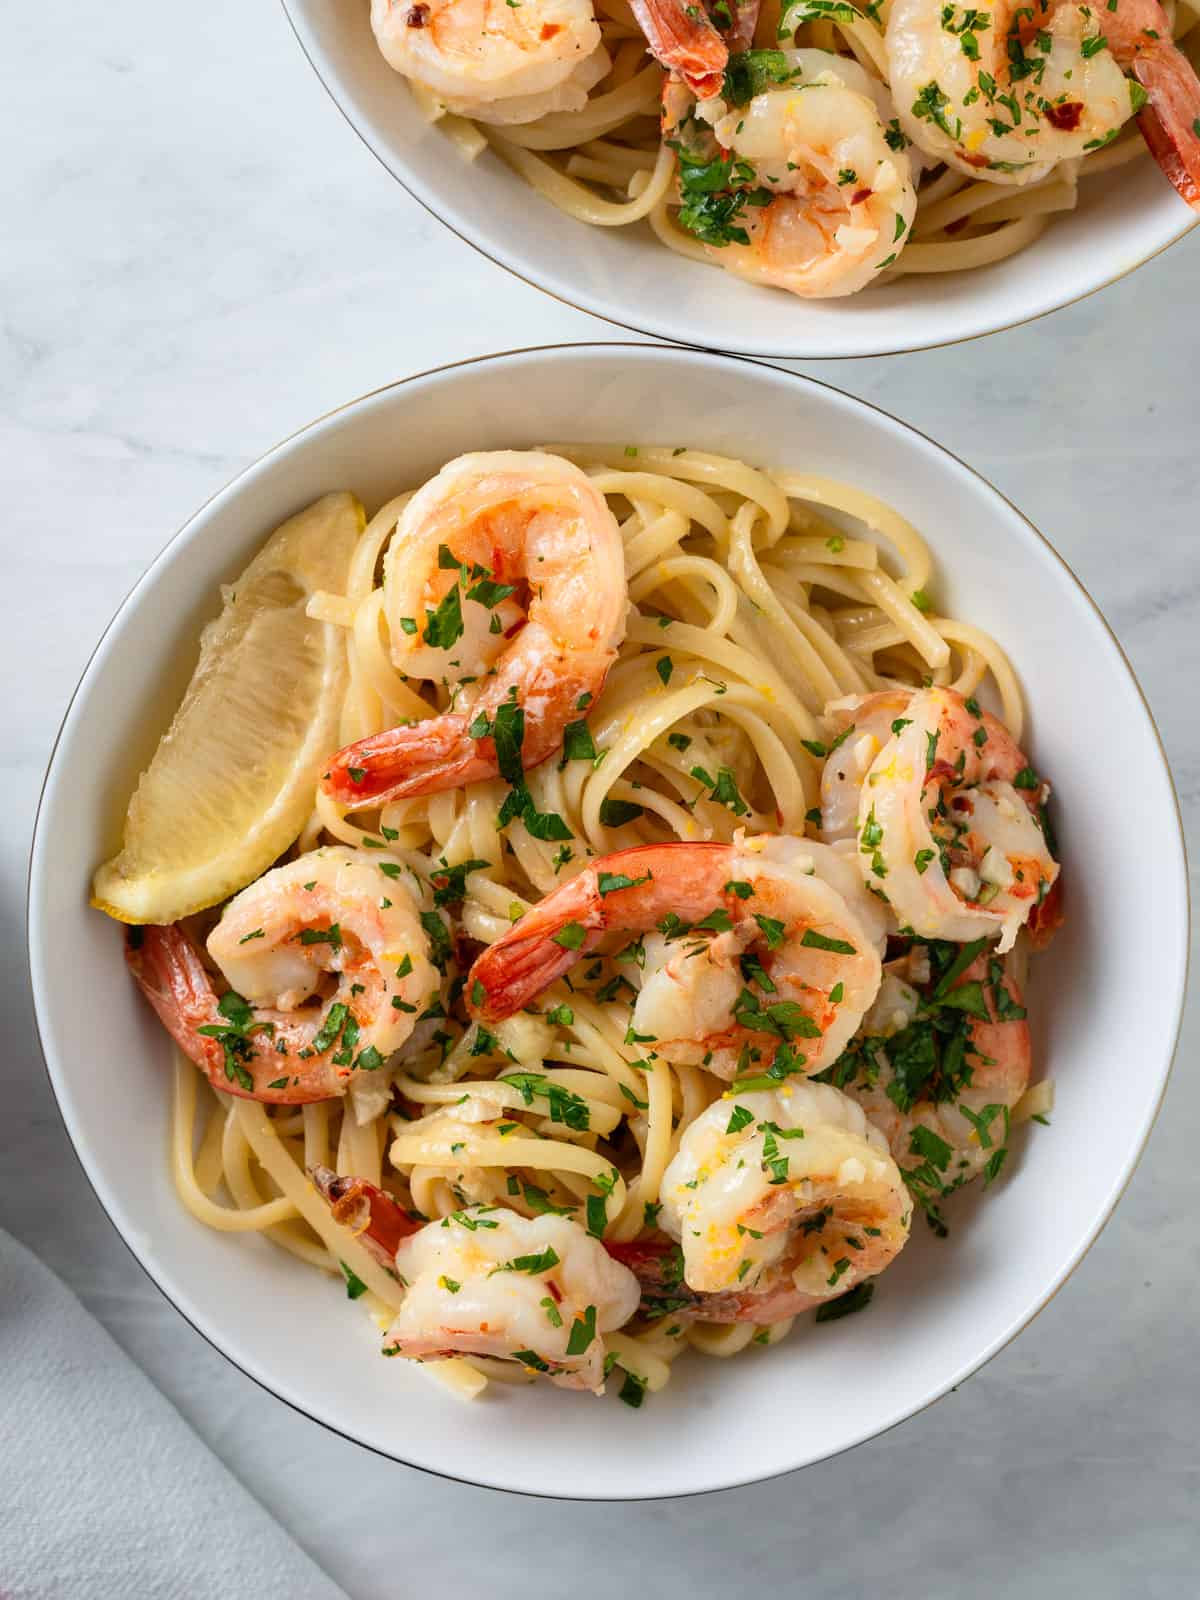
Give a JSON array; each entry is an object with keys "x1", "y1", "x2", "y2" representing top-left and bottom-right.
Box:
[
  {"x1": 406, "y1": 3, "x2": 430, "y2": 24},
  {"x1": 540, "y1": 21, "x2": 563, "y2": 38},
  {"x1": 1044, "y1": 101, "x2": 1083, "y2": 131},
  {"x1": 851, "y1": 187, "x2": 873, "y2": 205}
]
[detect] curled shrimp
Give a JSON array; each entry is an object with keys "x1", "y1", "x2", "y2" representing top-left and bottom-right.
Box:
[
  {"x1": 322, "y1": 452, "x2": 626, "y2": 809},
  {"x1": 314, "y1": 1165, "x2": 678, "y2": 1324},
  {"x1": 467, "y1": 835, "x2": 887, "y2": 1081},
  {"x1": 887, "y1": 0, "x2": 1200, "y2": 205},
  {"x1": 652, "y1": 1082, "x2": 910, "y2": 1319},
  {"x1": 369, "y1": 0, "x2": 610, "y2": 126},
  {"x1": 827, "y1": 942, "x2": 1032, "y2": 1215},
  {"x1": 126, "y1": 847, "x2": 438, "y2": 1103},
  {"x1": 672, "y1": 51, "x2": 917, "y2": 297},
  {"x1": 833, "y1": 687, "x2": 1060, "y2": 952},
  {"x1": 314, "y1": 1179, "x2": 641, "y2": 1391},
  {"x1": 818, "y1": 687, "x2": 915, "y2": 842}
]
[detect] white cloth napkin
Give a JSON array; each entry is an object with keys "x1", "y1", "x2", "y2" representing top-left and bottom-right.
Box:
[{"x1": 0, "y1": 1228, "x2": 349, "y2": 1600}]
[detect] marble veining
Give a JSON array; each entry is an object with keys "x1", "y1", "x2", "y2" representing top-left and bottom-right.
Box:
[{"x1": 3, "y1": 3, "x2": 1197, "y2": 1596}]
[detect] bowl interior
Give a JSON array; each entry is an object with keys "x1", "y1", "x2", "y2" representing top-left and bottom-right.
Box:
[
  {"x1": 30, "y1": 345, "x2": 1187, "y2": 1497},
  {"x1": 282, "y1": 0, "x2": 1196, "y2": 358}
]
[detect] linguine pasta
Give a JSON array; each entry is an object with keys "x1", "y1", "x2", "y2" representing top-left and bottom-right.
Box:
[
  {"x1": 396, "y1": 0, "x2": 1200, "y2": 289},
  {"x1": 169, "y1": 445, "x2": 1036, "y2": 1401}
]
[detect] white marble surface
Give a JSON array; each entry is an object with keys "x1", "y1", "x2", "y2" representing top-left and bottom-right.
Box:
[{"x1": 4, "y1": 3, "x2": 1197, "y2": 1595}]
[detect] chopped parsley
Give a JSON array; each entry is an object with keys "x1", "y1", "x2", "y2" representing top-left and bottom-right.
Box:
[
  {"x1": 423, "y1": 581, "x2": 464, "y2": 650},
  {"x1": 598, "y1": 869, "x2": 652, "y2": 897},
  {"x1": 599, "y1": 797, "x2": 645, "y2": 827},
  {"x1": 489, "y1": 1246, "x2": 561, "y2": 1277},
  {"x1": 912, "y1": 80, "x2": 962, "y2": 140},
  {"x1": 723, "y1": 48, "x2": 800, "y2": 106},
  {"x1": 799, "y1": 929, "x2": 856, "y2": 955},
  {"x1": 618, "y1": 1370, "x2": 647, "y2": 1408},
  {"x1": 672, "y1": 149, "x2": 758, "y2": 248},
  {"x1": 561, "y1": 719, "x2": 598, "y2": 763},
  {"x1": 565, "y1": 1304, "x2": 598, "y2": 1355},
  {"x1": 419, "y1": 910, "x2": 452, "y2": 972},
  {"x1": 754, "y1": 913, "x2": 786, "y2": 950},
  {"x1": 431, "y1": 857, "x2": 490, "y2": 907},
  {"x1": 501, "y1": 1072, "x2": 590, "y2": 1131},
  {"x1": 195, "y1": 989, "x2": 275, "y2": 1093},
  {"x1": 726, "y1": 1104, "x2": 755, "y2": 1135},
  {"x1": 815, "y1": 1280, "x2": 875, "y2": 1321},
  {"x1": 339, "y1": 1261, "x2": 368, "y2": 1300}
]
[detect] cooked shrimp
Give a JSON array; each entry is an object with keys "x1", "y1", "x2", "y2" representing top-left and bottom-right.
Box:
[
  {"x1": 467, "y1": 834, "x2": 887, "y2": 1081},
  {"x1": 678, "y1": 51, "x2": 918, "y2": 297},
  {"x1": 654, "y1": 1082, "x2": 910, "y2": 1319},
  {"x1": 630, "y1": 0, "x2": 728, "y2": 97},
  {"x1": 827, "y1": 943, "x2": 1032, "y2": 1215},
  {"x1": 377, "y1": 1205, "x2": 639, "y2": 1390},
  {"x1": 841, "y1": 687, "x2": 1059, "y2": 952},
  {"x1": 127, "y1": 847, "x2": 438, "y2": 1103},
  {"x1": 628, "y1": 0, "x2": 763, "y2": 96},
  {"x1": 311, "y1": 1165, "x2": 421, "y2": 1263},
  {"x1": 1125, "y1": 3, "x2": 1200, "y2": 208},
  {"x1": 819, "y1": 687, "x2": 915, "y2": 842},
  {"x1": 322, "y1": 452, "x2": 626, "y2": 809},
  {"x1": 369, "y1": 0, "x2": 609, "y2": 126},
  {"x1": 887, "y1": 0, "x2": 1200, "y2": 204},
  {"x1": 314, "y1": 1165, "x2": 681, "y2": 1327}
]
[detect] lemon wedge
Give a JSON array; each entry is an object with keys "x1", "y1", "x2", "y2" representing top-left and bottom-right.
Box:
[{"x1": 92, "y1": 491, "x2": 364, "y2": 925}]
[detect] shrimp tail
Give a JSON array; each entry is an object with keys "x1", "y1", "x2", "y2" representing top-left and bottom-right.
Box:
[
  {"x1": 697, "y1": 1282, "x2": 826, "y2": 1323},
  {"x1": 126, "y1": 921, "x2": 346, "y2": 1106},
  {"x1": 629, "y1": 0, "x2": 729, "y2": 97},
  {"x1": 468, "y1": 911, "x2": 604, "y2": 1021},
  {"x1": 309, "y1": 1166, "x2": 422, "y2": 1271},
  {"x1": 1025, "y1": 877, "x2": 1064, "y2": 950},
  {"x1": 467, "y1": 843, "x2": 710, "y2": 1020},
  {"x1": 322, "y1": 716, "x2": 495, "y2": 808},
  {"x1": 730, "y1": 0, "x2": 760, "y2": 49},
  {"x1": 605, "y1": 1236, "x2": 829, "y2": 1323},
  {"x1": 1133, "y1": 48, "x2": 1200, "y2": 211},
  {"x1": 604, "y1": 1236, "x2": 706, "y2": 1317},
  {"x1": 125, "y1": 924, "x2": 223, "y2": 1076}
]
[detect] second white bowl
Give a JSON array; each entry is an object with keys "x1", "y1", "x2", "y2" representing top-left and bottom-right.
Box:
[{"x1": 282, "y1": 0, "x2": 1197, "y2": 358}]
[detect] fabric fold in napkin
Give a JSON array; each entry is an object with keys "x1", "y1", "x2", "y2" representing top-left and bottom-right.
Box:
[{"x1": 0, "y1": 1228, "x2": 349, "y2": 1600}]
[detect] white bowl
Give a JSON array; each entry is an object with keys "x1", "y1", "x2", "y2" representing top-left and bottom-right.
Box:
[
  {"x1": 30, "y1": 345, "x2": 1188, "y2": 1498},
  {"x1": 280, "y1": 0, "x2": 1198, "y2": 359}
]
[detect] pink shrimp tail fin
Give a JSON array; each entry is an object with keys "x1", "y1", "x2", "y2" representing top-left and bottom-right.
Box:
[
  {"x1": 125, "y1": 924, "x2": 220, "y2": 1074},
  {"x1": 310, "y1": 1166, "x2": 421, "y2": 1271},
  {"x1": 1026, "y1": 876, "x2": 1064, "y2": 950},
  {"x1": 1134, "y1": 46, "x2": 1200, "y2": 210},
  {"x1": 604, "y1": 1237, "x2": 705, "y2": 1317},
  {"x1": 321, "y1": 716, "x2": 496, "y2": 807},
  {"x1": 629, "y1": 0, "x2": 728, "y2": 98},
  {"x1": 728, "y1": 0, "x2": 760, "y2": 50},
  {"x1": 604, "y1": 1237, "x2": 677, "y2": 1279},
  {"x1": 605, "y1": 1236, "x2": 829, "y2": 1323},
  {"x1": 467, "y1": 918, "x2": 599, "y2": 1022}
]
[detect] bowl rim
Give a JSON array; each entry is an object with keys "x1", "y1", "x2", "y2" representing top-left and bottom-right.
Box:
[
  {"x1": 27, "y1": 342, "x2": 1191, "y2": 1499},
  {"x1": 277, "y1": 0, "x2": 1199, "y2": 361}
]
